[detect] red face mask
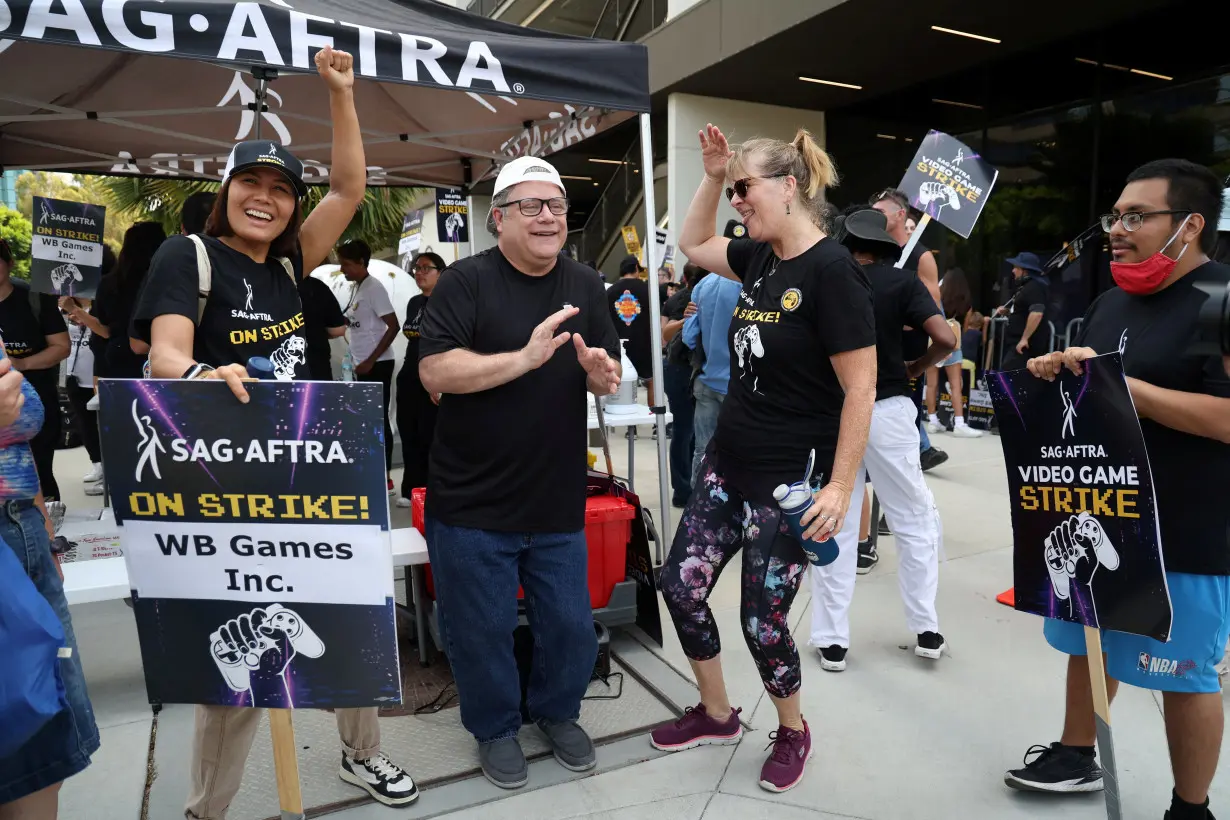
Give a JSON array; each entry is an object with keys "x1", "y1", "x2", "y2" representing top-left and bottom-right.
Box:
[{"x1": 1110, "y1": 215, "x2": 1191, "y2": 295}]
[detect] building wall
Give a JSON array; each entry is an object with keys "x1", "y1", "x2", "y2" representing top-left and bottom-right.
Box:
[{"x1": 667, "y1": 93, "x2": 826, "y2": 268}]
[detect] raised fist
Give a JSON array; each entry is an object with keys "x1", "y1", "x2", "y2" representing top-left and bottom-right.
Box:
[
  {"x1": 1044, "y1": 513, "x2": 1118, "y2": 601},
  {"x1": 209, "y1": 604, "x2": 324, "y2": 694}
]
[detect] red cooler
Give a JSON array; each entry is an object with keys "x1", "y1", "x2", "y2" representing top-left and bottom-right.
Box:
[{"x1": 411, "y1": 488, "x2": 635, "y2": 609}]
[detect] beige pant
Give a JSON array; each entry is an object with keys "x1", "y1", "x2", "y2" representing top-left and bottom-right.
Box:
[{"x1": 184, "y1": 705, "x2": 380, "y2": 820}]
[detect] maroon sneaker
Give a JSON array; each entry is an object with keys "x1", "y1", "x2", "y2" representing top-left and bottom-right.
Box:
[
  {"x1": 758, "y1": 720, "x2": 813, "y2": 793},
  {"x1": 650, "y1": 703, "x2": 743, "y2": 752}
]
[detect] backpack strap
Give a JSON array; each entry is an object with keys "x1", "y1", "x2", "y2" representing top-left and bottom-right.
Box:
[
  {"x1": 188, "y1": 234, "x2": 295, "y2": 324},
  {"x1": 188, "y1": 234, "x2": 211, "y2": 324}
]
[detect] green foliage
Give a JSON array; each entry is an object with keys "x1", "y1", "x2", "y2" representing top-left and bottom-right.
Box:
[
  {"x1": 93, "y1": 176, "x2": 425, "y2": 255},
  {"x1": 0, "y1": 205, "x2": 33, "y2": 279}
]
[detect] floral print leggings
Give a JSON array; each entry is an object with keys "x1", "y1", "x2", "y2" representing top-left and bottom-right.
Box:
[{"x1": 661, "y1": 452, "x2": 809, "y2": 699}]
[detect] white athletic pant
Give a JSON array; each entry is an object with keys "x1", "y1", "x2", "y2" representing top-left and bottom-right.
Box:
[{"x1": 810, "y1": 395, "x2": 943, "y2": 648}]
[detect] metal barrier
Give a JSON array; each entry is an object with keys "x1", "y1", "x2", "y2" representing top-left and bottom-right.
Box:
[
  {"x1": 1063, "y1": 318, "x2": 1084, "y2": 351},
  {"x1": 987, "y1": 315, "x2": 1059, "y2": 366}
]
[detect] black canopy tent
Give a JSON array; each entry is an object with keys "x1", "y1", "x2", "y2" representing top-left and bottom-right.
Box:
[{"x1": 0, "y1": 0, "x2": 673, "y2": 555}]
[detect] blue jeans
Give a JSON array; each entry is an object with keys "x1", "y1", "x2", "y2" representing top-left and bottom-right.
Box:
[
  {"x1": 919, "y1": 418, "x2": 931, "y2": 452},
  {"x1": 425, "y1": 519, "x2": 598, "y2": 743},
  {"x1": 0, "y1": 501, "x2": 99, "y2": 803},
  {"x1": 663, "y1": 362, "x2": 695, "y2": 502},
  {"x1": 691, "y1": 380, "x2": 725, "y2": 482}
]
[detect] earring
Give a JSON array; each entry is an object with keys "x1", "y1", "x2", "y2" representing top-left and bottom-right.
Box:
[{"x1": 786, "y1": 203, "x2": 791, "y2": 215}]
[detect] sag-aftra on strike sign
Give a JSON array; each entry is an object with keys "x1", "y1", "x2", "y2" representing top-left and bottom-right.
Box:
[{"x1": 99, "y1": 379, "x2": 401, "y2": 710}]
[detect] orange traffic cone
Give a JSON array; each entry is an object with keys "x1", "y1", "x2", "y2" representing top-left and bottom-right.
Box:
[{"x1": 996, "y1": 588, "x2": 1015, "y2": 607}]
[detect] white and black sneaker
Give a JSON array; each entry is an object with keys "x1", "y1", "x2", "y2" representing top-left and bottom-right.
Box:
[
  {"x1": 856, "y1": 539, "x2": 878, "y2": 575},
  {"x1": 818, "y1": 645, "x2": 847, "y2": 672},
  {"x1": 915, "y1": 631, "x2": 947, "y2": 660},
  {"x1": 339, "y1": 753, "x2": 419, "y2": 806},
  {"x1": 1004, "y1": 742, "x2": 1103, "y2": 793}
]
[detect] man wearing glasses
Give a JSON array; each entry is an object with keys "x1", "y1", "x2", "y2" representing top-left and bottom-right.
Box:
[
  {"x1": 418, "y1": 156, "x2": 622, "y2": 790},
  {"x1": 1006, "y1": 160, "x2": 1230, "y2": 820}
]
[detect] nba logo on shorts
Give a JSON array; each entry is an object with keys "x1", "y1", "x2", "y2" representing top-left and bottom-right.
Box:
[{"x1": 1138, "y1": 652, "x2": 1151, "y2": 672}]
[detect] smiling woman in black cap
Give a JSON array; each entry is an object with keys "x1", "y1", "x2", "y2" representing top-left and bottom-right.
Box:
[
  {"x1": 136, "y1": 46, "x2": 365, "y2": 396},
  {"x1": 133, "y1": 48, "x2": 423, "y2": 813}
]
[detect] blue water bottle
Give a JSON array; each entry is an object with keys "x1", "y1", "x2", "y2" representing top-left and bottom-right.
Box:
[
  {"x1": 246, "y1": 356, "x2": 276, "y2": 380},
  {"x1": 773, "y1": 449, "x2": 840, "y2": 566}
]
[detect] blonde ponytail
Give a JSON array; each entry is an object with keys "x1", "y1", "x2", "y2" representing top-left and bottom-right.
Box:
[{"x1": 791, "y1": 128, "x2": 838, "y2": 198}]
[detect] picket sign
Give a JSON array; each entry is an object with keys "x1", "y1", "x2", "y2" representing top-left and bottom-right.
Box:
[
  {"x1": 271, "y1": 710, "x2": 306, "y2": 819},
  {"x1": 1084, "y1": 628, "x2": 1122, "y2": 820}
]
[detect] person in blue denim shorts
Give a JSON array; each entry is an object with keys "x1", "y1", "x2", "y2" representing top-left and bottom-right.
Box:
[{"x1": 0, "y1": 329, "x2": 99, "y2": 816}]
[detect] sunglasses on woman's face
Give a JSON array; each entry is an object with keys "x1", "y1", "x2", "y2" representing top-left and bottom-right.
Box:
[{"x1": 725, "y1": 173, "x2": 788, "y2": 202}]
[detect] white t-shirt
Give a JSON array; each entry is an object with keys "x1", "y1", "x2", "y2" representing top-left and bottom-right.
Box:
[{"x1": 344, "y1": 275, "x2": 396, "y2": 362}]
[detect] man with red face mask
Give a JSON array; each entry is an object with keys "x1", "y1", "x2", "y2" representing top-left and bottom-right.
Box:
[{"x1": 1004, "y1": 160, "x2": 1230, "y2": 820}]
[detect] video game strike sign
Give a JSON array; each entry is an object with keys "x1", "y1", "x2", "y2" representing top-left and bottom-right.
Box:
[
  {"x1": 987, "y1": 352, "x2": 1171, "y2": 641},
  {"x1": 98, "y1": 379, "x2": 401, "y2": 710},
  {"x1": 30, "y1": 196, "x2": 106, "y2": 299}
]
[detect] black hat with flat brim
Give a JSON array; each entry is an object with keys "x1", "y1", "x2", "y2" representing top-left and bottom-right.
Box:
[{"x1": 837, "y1": 208, "x2": 900, "y2": 255}]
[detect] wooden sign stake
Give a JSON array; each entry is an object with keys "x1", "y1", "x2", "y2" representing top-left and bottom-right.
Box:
[
  {"x1": 269, "y1": 709, "x2": 306, "y2": 820},
  {"x1": 1083, "y1": 627, "x2": 1121, "y2": 820}
]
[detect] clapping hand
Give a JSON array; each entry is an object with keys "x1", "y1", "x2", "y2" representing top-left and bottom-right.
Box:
[
  {"x1": 574, "y1": 334, "x2": 620, "y2": 395},
  {"x1": 521, "y1": 306, "x2": 579, "y2": 371}
]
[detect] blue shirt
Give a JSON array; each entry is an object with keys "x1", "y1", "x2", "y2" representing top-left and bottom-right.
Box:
[
  {"x1": 682, "y1": 274, "x2": 740, "y2": 395},
  {"x1": 0, "y1": 347, "x2": 45, "y2": 501}
]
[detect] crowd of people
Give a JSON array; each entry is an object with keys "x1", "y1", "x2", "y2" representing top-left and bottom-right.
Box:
[{"x1": 3, "y1": 45, "x2": 1229, "y2": 820}]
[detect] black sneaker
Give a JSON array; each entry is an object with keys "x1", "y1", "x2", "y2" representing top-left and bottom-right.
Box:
[
  {"x1": 339, "y1": 753, "x2": 419, "y2": 806},
  {"x1": 818, "y1": 645, "x2": 847, "y2": 672},
  {"x1": 878, "y1": 515, "x2": 892, "y2": 536},
  {"x1": 920, "y1": 447, "x2": 949, "y2": 472},
  {"x1": 1004, "y1": 742, "x2": 1103, "y2": 793},
  {"x1": 857, "y1": 539, "x2": 878, "y2": 575},
  {"x1": 915, "y1": 631, "x2": 947, "y2": 660}
]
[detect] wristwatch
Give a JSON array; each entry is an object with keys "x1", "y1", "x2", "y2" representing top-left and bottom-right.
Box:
[{"x1": 182, "y1": 363, "x2": 216, "y2": 380}]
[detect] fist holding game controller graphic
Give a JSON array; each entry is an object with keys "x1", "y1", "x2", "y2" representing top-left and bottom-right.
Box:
[
  {"x1": 210, "y1": 604, "x2": 324, "y2": 700},
  {"x1": 1044, "y1": 512, "x2": 1119, "y2": 603}
]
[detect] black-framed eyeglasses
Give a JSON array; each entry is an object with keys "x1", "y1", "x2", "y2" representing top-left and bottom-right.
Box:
[
  {"x1": 1099, "y1": 210, "x2": 1191, "y2": 233},
  {"x1": 725, "y1": 174, "x2": 788, "y2": 202},
  {"x1": 413, "y1": 263, "x2": 439, "y2": 273},
  {"x1": 505, "y1": 196, "x2": 569, "y2": 217}
]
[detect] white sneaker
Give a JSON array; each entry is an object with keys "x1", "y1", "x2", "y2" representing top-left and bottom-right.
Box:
[
  {"x1": 925, "y1": 420, "x2": 946, "y2": 434},
  {"x1": 952, "y1": 424, "x2": 983, "y2": 438},
  {"x1": 396, "y1": 497, "x2": 412, "y2": 508},
  {"x1": 84, "y1": 484, "x2": 105, "y2": 497},
  {"x1": 339, "y1": 753, "x2": 419, "y2": 806},
  {"x1": 83, "y1": 463, "x2": 103, "y2": 483}
]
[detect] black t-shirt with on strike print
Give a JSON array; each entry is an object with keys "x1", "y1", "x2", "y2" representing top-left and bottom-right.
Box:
[
  {"x1": 712, "y1": 237, "x2": 875, "y2": 499},
  {"x1": 134, "y1": 235, "x2": 309, "y2": 380}
]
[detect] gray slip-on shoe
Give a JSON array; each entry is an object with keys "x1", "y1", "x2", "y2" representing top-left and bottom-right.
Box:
[
  {"x1": 479, "y1": 737, "x2": 529, "y2": 789},
  {"x1": 537, "y1": 720, "x2": 597, "y2": 772}
]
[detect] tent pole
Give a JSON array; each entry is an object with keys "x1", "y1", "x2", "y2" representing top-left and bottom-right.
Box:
[
  {"x1": 251, "y1": 67, "x2": 278, "y2": 141},
  {"x1": 638, "y1": 112, "x2": 670, "y2": 566}
]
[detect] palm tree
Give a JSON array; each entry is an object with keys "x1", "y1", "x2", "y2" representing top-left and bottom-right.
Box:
[{"x1": 94, "y1": 176, "x2": 426, "y2": 253}]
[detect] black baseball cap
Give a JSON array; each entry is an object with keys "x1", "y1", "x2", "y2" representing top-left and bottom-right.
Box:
[
  {"x1": 619, "y1": 255, "x2": 644, "y2": 276},
  {"x1": 222, "y1": 140, "x2": 307, "y2": 198}
]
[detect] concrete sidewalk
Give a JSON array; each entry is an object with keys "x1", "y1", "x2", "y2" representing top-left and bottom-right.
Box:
[{"x1": 54, "y1": 430, "x2": 1230, "y2": 820}]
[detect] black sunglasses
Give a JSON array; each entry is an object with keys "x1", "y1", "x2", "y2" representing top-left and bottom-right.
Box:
[{"x1": 725, "y1": 173, "x2": 788, "y2": 202}]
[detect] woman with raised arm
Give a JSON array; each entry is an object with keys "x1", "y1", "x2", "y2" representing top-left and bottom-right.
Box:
[
  {"x1": 132, "y1": 48, "x2": 420, "y2": 814},
  {"x1": 650, "y1": 124, "x2": 877, "y2": 793}
]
